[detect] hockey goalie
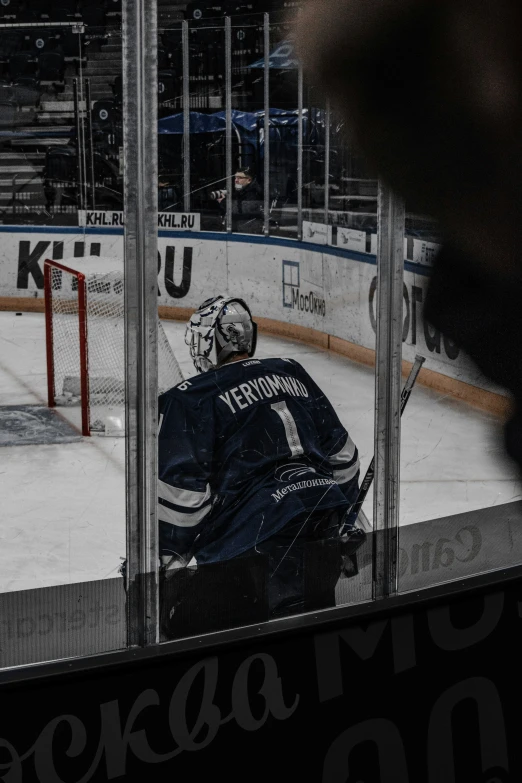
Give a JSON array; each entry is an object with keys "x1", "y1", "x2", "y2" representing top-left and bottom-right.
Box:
[{"x1": 158, "y1": 295, "x2": 366, "y2": 639}]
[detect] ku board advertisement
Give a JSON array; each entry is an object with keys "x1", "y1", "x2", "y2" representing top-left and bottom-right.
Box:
[{"x1": 0, "y1": 224, "x2": 502, "y2": 396}]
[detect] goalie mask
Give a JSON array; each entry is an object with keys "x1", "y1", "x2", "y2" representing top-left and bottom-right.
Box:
[{"x1": 185, "y1": 295, "x2": 258, "y2": 373}]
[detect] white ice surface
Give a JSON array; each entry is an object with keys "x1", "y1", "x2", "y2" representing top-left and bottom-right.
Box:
[{"x1": 0, "y1": 311, "x2": 520, "y2": 594}]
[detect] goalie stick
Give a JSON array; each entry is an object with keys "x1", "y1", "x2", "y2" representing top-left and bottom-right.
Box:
[{"x1": 340, "y1": 354, "x2": 426, "y2": 541}]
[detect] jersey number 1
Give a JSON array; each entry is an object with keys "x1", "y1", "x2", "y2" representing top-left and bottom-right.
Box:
[{"x1": 271, "y1": 401, "x2": 304, "y2": 458}]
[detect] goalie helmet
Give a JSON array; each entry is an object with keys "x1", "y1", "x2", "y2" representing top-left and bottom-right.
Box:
[{"x1": 185, "y1": 295, "x2": 258, "y2": 373}]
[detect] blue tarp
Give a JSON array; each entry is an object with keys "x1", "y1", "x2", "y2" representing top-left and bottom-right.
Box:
[
  {"x1": 157, "y1": 108, "x2": 325, "y2": 166},
  {"x1": 158, "y1": 111, "x2": 226, "y2": 135},
  {"x1": 157, "y1": 108, "x2": 305, "y2": 135}
]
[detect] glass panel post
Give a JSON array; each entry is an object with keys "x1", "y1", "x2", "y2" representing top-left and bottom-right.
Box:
[
  {"x1": 123, "y1": 0, "x2": 159, "y2": 646},
  {"x1": 324, "y1": 99, "x2": 331, "y2": 226},
  {"x1": 297, "y1": 58, "x2": 303, "y2": 241},
  {"x1": 225, "y1": 15, "x2": 233, "y2": 233},
  {"x1": 263, "y1": 12, "x2": 270, "y2": 236},
  {"x1": 85, "y1": 78, "x2": 96, "y2": 211},
  {"x1": 182, "y1": 19, "x2": 191, "y2": 213},
  {"x1": 373, "y1": 183, "x2": 405, "y2": 599},
  {"x1": 73, "y1": 78, "x2": 85, "y2": 212}
]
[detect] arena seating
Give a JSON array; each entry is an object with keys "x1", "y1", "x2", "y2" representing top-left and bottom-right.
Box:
[
  {"x1": 8, "y1": 53, "x2": 38, "y2": 81},
  {"x1": 91, "y1": 99, "x2": 118, "y2": 131},
  {"x1": 0, "y1": 0, "x2": 20, "y2": 21},
  {"x1": 38, "y1": 52, "x2": 65, "y2": 82},
  {"x1": 0, "y1": 0, "x2": 127, "y2": 25},
  {"x1": 158, "y1": 70, "x2": 177, "y2": 106},
  {"x1": 81, "y1": 6, "x2": 106, "y2": 29},
  {"x1": 161, "y1": 32, "x2": 183, "y2": 72},
  {"x1": 25, "y1": 31, "x2": 53, "y2": 54},
  {"x1": 0, "y1": 81, "x2": 13, "y2": 104},
  {"x1": 183, "y1": 0, "x2": 304, "y2": 19},
  {"x1": 51, "y1": 7, "x2": 78, "y2": 23},
  {"x1": 0, "y1": 31, "x2": 24, "y2": 65},
  {"x1": 0, "y1": 2, "x2": 305, "y2": 225},
  {"x1": 0, "y1": 101, "x2": 17, "y2": 129},
  {"x1": 12, "y1": 77, "x2": 41, "y2": 108},
  {"x1": 43, "y1": 145, "x2": 79, "y2": 212},
  {"x1": 111, "y1": 74, "x2": 122, "y2": 105},
  {"x1": 91, "y1": 99, "x2": 122, "y2": 158}
]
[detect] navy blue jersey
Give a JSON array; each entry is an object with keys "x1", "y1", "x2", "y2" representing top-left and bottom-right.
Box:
[{"x1": 158, "y1": 357, "x2": 360, "y2": 564}]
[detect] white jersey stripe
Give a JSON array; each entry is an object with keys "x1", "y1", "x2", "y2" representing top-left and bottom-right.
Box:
[
  {"x1": 333, "y1": 460, "x2": 360, "y2": 485},
  {"x1": 328, "y1": 433, "x2": 357, "y2": 466},
  {"x1": 158, "y1": 479, "x2": 211, "y2": 509},
  {"x1": 158, "y1": 501, "x2": 211, "y2": 528}
]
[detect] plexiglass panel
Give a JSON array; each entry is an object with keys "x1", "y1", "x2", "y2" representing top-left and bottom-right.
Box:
[
  {"x1": 156, "y1": 8, "x2": 376, "y2": 643},
  {"x1": 7, "y1": 0, "x2": 515, "y2": 667},
  {"x1": 327, "y1": 113, "x2": 378, "y2": 237},
  {"x1": 398, "y1": 209, "x2": 522, "y2": 593},
  {"x1": 0, "y1": 9, "x2": 127, "y2": 668}
]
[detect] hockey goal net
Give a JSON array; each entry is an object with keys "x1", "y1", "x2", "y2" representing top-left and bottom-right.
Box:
[{"x1": 44, "y1": 257, "x2": 184, "y2": 436}]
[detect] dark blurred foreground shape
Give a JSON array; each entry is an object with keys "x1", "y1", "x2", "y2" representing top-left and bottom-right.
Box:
[{"x1": 294, "y1": 0, "x2": 522, "y2": 472}]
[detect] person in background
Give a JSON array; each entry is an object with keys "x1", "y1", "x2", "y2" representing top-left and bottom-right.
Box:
[
  {"x1": 158, "y1": 176, "x2": 181, "y2": 212},
  {"x1": 215, "y1": 166, "x2": 265, "y2": 234}
]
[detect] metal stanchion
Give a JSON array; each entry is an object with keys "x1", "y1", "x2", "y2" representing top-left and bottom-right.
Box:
[
  {"x1": 182, "y1": 20, "x2": 191, "y2": 213},
  {"x1": 324, "y1": 100, "x2": 330, "y2": 228},
  {"x1": 225, "y1": 15, "x2": 233, "y2": 233},
  {"x1": 373, "y1": 184, "x2": 405, "y2": 600},
  {"x1": 297, "y1": 60, "x2": 303, "y2": 241},
  {"x1": 85, "y1": 78, "x2": 96, "y2": 211},
  {"x1": 122, "y1": 0, "x2": 159, "y2": 646},
  {"x1": 73, "y1": 79, "x2": 85, "y2": 212},
  {"x1": 263, "y1": 13, "x2": 270, "y2": 236}
]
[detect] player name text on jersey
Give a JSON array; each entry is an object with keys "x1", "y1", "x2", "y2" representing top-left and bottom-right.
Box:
[{"x1": 218, "y1": 374, "x2": 309, "y2": 414}]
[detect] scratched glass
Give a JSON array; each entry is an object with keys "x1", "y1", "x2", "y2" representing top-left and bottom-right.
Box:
[
  {"x1": 300, "y1": 80, "x2": 326, "y2": 243},
  {"x1": 228, "y1": 12, "x2": 269, "y2": 238},
  {"x1": 258, "y1": 19, "x2": 300, "y2": 240},
  {"x1": 398, "y1": 210, "x2": 522, "y2": 593},
  {"x1": 326, "y1": 113, "x2": 379, "y2": 245},
  {"x1": 156, "y1": 8, "x2": 376, "y2": 645},
  {"x1": 0, "y1": 15, "x2": 127, "y2": 669},
  {"x1": 157, "y1": 18, "x2": 229, "y2": 234}
]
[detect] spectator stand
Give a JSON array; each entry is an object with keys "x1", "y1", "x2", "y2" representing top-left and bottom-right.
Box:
[
  {"x1": 0, "y1": 16, "x2": 85, "y2": 224},
  {"x1": 0, "y1": 0, "x2": 127, "y2": 224}
]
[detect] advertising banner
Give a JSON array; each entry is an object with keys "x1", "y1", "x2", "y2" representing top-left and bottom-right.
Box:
[
  {"x1": 0, "y1": 227, "x2": 502, "y2": 396},
  {"x1": 78, "y1": 211, "x2": 201, "y2": 230},
  {"x1": 0, "y1": 564, "x2": 520, "y2": 781}
]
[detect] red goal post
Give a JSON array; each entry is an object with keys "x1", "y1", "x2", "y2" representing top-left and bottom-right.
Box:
[
  {"x1": 44, "y1": 259, "x2": 90, "y2": 435},
  {"x1": 44, "y1": 257, "x2": 184, "y2": 437}
]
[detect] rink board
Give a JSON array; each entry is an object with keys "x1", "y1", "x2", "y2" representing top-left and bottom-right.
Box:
[
  {"x1": 1, "y1": 501, "x2": 521, "y2": 669},
  {"x1": 0, "y1": 225, "x2": 509, "y2": 412},
  {"x1": 0, "y1": 553, "x2": 520, "y2": 781}
]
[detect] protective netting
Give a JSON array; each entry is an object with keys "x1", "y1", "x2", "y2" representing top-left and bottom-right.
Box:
[{"x1": 46, "y1": 258, "x2": 184, "y2": 434}]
